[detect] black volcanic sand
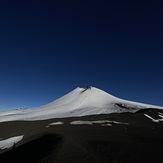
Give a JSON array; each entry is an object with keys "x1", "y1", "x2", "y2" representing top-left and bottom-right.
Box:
[{"x1": 0, "y1": 109, "x2": 163, "y2": 163}]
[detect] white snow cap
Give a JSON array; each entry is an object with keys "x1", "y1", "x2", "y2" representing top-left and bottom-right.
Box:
[{"x1": 0, "y1": 86, "x2": 163, "y2": 122}]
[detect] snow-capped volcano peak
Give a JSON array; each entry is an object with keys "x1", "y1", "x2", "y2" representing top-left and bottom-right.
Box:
[
  {"x1": 0, "y1": 86, "x2": 163, "y2": 122},
  {"x1": 38, "y1": 86, "x2": 118, "y2": 111}
]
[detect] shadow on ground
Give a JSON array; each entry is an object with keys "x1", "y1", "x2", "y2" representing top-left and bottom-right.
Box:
[{"x1": 0, "y1": 134, "x2": 63, "y2": 163}]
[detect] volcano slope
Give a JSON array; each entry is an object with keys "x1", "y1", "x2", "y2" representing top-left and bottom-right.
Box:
[{"x1": 0, "y1": 108, "x2": 163, "y2": 163}]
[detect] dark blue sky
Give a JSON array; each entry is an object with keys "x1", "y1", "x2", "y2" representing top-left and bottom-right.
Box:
[{"x1": 0, "y1": 0, "x2": 163, "y2": 110}]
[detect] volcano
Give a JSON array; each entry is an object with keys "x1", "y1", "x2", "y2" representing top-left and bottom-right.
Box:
[{"x1": 0, "y1": 86, "x2": 163, "y2": 122}]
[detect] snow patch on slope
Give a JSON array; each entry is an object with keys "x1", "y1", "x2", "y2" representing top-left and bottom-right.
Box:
[
  {"x1": 46, "y1": 121, "x2": 64, "y2": 127},
  {"x1": 144, "y1": 112, "x2": 163, "y2": 123},
  {"x1": 70, "y1": 120, "x2": 129, "y2": 126},
  {"x1": 0, "y1": 135, "x2": 23, "y2": 150}
]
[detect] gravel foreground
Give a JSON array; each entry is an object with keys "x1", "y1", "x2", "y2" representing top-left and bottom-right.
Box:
[{"x1": 0, "y1": 109, "x2": 163, "y2": 163}]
